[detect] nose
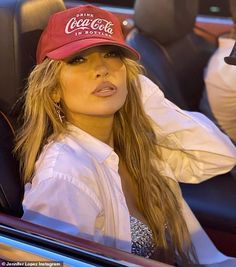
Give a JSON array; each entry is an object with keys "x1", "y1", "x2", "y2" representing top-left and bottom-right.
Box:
[{"x1": 93, "y1": 55, "x2": 109, "y2": 78}]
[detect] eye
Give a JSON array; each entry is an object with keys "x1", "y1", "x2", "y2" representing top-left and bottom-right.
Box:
[
  {"x1": 104, "y1": 50, "x2": 120, "y2": 58},
  {"x1": 67, "y1": 55, "x2": 86, "y2": 65}
]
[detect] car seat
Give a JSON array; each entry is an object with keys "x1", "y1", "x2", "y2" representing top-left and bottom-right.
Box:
[
  {"x1": 0, "y1": 0, "x2": 65, "y2": 217},
  {"x1": 126, "y1": 0, "x2": 216, "y2": 111}
]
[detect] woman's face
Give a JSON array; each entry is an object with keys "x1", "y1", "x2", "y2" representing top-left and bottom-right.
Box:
[{"x1": 58, "y1": 46, "x2": 127, "y2": 122}]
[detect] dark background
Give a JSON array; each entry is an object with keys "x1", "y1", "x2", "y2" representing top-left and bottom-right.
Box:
[{"x1": 70, "y1": 0, "x2": 231, "y2": 17}]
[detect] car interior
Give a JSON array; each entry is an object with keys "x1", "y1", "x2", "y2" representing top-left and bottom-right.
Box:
[
  {"x1": 126, "y1": 0, "x2": 236, "y2": 257},
  {"x1": 0, "y1": 0, "x2": 235, "y2": 264},
  {"x1": 0, "y1": 0, "x2": 66, "y2": 215}
]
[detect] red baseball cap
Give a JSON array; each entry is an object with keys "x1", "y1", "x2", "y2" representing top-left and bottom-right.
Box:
[{"x1": 36, "y1": 5, "x2": 140, "y2": 64}]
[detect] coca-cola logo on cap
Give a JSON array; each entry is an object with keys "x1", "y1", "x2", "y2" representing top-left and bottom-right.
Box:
[{"x1": 65, "y1": 13, "x2": 114, "y2": 37}]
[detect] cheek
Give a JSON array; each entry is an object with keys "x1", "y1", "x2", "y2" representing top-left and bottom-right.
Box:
[
  {"x1": 109, "y1": 58, "x2": 125, "y2": 71},
  {"x1": 59, "y1": 68, "x2": 85, "y2": 102},
  {"x1": 119, "y1": 65, "x2": 128, "y2": 96},
  {"x1": 60, "y1": 70, "x2": 78, "y2": 91}
]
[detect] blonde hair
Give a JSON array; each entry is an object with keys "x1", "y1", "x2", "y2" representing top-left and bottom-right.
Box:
[
  {"x1": 15, "y1": 55, "x2": 197, "y2": 265},
  {"x1": 114, "y1": 58, "x2": 197, "y2": 265},
  {"x1": 15, "y1": 59, "x2": 66, "y2": 181}
]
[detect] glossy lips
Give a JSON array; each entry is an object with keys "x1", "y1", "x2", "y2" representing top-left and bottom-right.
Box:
[{"x1": 93, "y1": 81, "x2": 117, "y2": 97}]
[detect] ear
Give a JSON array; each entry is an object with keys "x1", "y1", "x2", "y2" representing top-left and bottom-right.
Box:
[{"x1": 51, "y1": 89, "x2": 61, "y2": 103}]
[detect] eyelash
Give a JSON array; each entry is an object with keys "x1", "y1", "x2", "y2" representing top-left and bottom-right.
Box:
[
  {"x1": 67, "y1": 50, "x2": 120, "y2": 65},
  {"x1": 67, "y1": 56, "x2": 85, "y2": 65},
  {"x1": 104, "y1": 51, "x2": 120, "y2": 58}
]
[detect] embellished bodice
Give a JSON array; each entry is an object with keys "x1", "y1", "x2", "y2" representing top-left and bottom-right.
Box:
[{"x1": 130, "y1": 215, "x2": 156, "y2": 258}]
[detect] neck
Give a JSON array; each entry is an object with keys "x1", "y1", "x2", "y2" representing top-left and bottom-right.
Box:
[{"x1": 68, "y1": 114, "x2": 114, "y2": 147}]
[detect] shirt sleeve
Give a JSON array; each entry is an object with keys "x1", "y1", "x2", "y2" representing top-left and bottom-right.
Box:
[
  {"x1": 139, "y1": 75, "x2": 236, "y2": 183},
  {"x1": 181, "y1": 199, "x2": 230, "y2": 264},
  {"x1": 22, "y1": 176, "x2": 102, "y2": 242}
]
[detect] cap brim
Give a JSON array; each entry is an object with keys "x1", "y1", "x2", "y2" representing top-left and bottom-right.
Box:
[{"x1": 46, "y1": 38, "x2": 140, "y2": 61}]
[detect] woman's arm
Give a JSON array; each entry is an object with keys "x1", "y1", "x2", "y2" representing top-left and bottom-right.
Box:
[
  {"x1": 139, "y1": 75, "x2": 236, "y2": 183},
  {"x1": 22, "y1": 177, "x2": 102, "y2": 241}
]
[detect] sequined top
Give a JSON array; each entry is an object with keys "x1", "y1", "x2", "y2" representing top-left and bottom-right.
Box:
[{"x1": 130, "y1": 215, "x2": 156, "y2": 258}]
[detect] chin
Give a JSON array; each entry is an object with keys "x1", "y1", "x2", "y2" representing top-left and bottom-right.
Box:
[{"x1": 94, "y1": 105, "x2": 124, "y2": 116}]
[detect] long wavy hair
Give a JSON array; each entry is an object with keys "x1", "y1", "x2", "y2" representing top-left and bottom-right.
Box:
[{"x1": 15, "y1": 55, "x2": 197, "y2": 265}]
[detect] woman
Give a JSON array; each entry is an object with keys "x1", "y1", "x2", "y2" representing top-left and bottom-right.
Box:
[{"x1": 15, "y1": 5, "x2": 236, "y2": 267}]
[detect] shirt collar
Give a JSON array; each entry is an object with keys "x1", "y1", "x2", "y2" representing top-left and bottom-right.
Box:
[{"x1": 66, "y1": 123, "x2": 114, "y2": 163}]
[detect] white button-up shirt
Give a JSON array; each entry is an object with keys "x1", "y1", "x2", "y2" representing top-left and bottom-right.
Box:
[
  {"x1": 22, "y1": 75, "x2": 236, "y2": 264},
  {"x1": 204, "y1": 37, "x2": 236, "y2": 143}
]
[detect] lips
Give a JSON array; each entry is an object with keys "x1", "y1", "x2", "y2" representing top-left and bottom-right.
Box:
[{"x1": 92, "y1": 81, "x2": 117, "y2": 97}]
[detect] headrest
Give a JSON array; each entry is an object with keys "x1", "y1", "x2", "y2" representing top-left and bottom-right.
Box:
[
  {"x1": 0, "y1": 0, "x2": 65, "y2": 113},
  {"x1": 134, "y1": 0, "x2": 198, "y2": 45}
]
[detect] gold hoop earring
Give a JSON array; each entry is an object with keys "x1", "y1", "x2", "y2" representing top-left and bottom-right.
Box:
[{"x1": 55, "y1": 102, "x2": 65, "y2": 123}]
